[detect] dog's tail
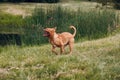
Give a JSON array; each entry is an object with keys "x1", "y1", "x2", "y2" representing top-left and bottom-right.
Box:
[{"x1": 70, "y1": 26, "x2": 76, "y2": 37}]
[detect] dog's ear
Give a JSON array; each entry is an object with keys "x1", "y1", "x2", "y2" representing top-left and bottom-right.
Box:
[
  {"x1": 43, "y1": 27, "x2": 47, "y2": 30},
  {"x1": 54, "y1": 27, "x2": 57, "y2": 30}
]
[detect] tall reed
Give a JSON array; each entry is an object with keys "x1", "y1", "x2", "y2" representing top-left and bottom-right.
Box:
[{"x1": 23, "y1": 6, "x2": 118, "y2": 45}]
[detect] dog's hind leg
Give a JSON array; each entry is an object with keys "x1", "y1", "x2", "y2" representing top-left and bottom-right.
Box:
[
  {"x1": 69, "y1": 43, "x2": 73, "y2": 54},
  {"x1": 69, "y1": 39, "x2": 74, "y2": 54},
  {"x1": 60, "y1": 45, "x2": 64, "y2": 54}
]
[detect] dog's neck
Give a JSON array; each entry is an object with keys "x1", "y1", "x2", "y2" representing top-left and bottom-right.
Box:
[
  {"x1": 49, "y1": 32, "x2": 58, "y2": 40},
  {"x1": 53, "y1": 33, "x2": 58, "y2": 39}
]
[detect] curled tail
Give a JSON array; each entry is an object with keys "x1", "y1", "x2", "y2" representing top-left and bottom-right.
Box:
[{"x1": 70, "y1": 26, "x2": 76, "y2": 37}]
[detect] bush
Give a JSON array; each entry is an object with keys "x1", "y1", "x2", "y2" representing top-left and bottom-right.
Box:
[
  {"x1": 96, "y1": 0, "x2": 112, "y2": 6},
  {"x1": 0, "y1": 13, "x2": 25, "y2": 45},
  {"x1": 96, "y1": 0, "x2": 120, "y2": 9},
  {"x1": 0, "y1": 0, "x2": 60, "y2": 3},
  {"x1": 0, "y1": 13, "x2": 24, "y2": 33},
  {"x1": 113, "y1": 0, "x2": 120, "y2": 9},
  {"x1": 45, "y1": 0, "x2": 59, "y2": 3}
]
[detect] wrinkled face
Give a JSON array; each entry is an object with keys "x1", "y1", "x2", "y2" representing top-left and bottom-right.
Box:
[{"x1": 43, "y1": 28, "x2": 56, "y2": 37}]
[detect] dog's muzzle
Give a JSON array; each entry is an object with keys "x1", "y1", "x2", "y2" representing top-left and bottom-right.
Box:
[{"x1": 43, "y1": 31, "x2": 50, "y2": 37}]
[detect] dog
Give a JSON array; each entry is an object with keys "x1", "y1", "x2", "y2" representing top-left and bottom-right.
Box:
[{"x1": 43, "y1": 26, "x2": 76, "y2": 55}]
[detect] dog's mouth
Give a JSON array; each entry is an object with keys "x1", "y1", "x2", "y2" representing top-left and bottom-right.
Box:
[{"x1": 43, "y1": 31, "x2": 50, "y2": 37}]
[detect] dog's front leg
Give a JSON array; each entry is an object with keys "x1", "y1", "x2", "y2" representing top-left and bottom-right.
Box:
[
  {"x1": 52, "y1": 45, "x2": 58, "y2": 55},
  {"x1": 60, "y1": 45, "x2": 64, "y2": 54}
]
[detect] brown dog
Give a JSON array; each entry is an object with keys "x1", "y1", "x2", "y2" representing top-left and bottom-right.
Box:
[{"x1": 43, "y1": 26, "x2": 76, "y2": 55}]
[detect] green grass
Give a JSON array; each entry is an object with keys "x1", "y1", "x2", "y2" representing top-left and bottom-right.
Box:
[
  {"x1": 0, "y1": 1, "x2": 120, "y2": 79},
  {"x1": 0, "y1": 12, "x2": 24, "y2": 33},
  {"x1": 0, "y1": 33, "x2": 120, "y2": 80}
]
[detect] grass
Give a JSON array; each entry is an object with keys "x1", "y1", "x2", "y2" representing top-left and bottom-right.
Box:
[
  {"x1": 0, "y1": 1, "x2": 120, "y2": 79},
  {"x1": 0, "y1": 12, "x2": 24, "y2": 33},
  {"x1": 0, "y1": 32, "x2": 120, "y2": 80}
]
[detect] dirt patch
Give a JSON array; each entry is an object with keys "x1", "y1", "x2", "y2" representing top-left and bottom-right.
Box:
[
  {"x1": 5, "y1": 7, "x2": 26, "y2": 15},
  {"x1": 0, "y1": 68, "x2": 9, "y2": 74},
  {"x1": 0, "y1": 3, "x2": 31, "y2": 16},
  {"x1": 0, "y1": 1, "x2": 99, "y2": 16}
]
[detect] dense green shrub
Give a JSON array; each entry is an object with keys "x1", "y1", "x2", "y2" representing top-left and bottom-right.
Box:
[
  {"x1": 0, "y1": 0, "x2": 60, "y2": 3},
  {"x1": 0, "y1": 13, "x2": 24, "y2": 33},
  {"x1": 96, "y1": 0, "x2": 120, "y2": 9},
  {"x1": 113, "y1": 0, "x2": 120, "y2": 9},
  {"x1": 46, "y1": 0, "x2": 59, "y2": 3},
  {"x1": 0, "y1": 13, "x2": 25, "y2": 45},
  {"x1": 96, "y1": 0, "x2": 112, "y2": 6}
]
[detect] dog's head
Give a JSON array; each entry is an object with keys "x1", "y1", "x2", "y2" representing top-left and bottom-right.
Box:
[{"x1": 43, "y1": 27, "x2": 56, "y2": 37}]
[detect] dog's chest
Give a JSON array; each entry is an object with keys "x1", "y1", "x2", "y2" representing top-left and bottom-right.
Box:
[
  {"x1": 54, "y1": 38, "x2": 68, "y2": 47},
  {"x1": 49, "y1": 38, "x2": 59, "y2": 47},
  {"x1": 50, "y1": 33, "x2": 69, "y2": 47},
  {"x1": 53, "y1": 38, "x2": 61, "y2": 47}
]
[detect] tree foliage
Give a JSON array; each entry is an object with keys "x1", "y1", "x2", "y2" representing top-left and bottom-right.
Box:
[
  {"x1": 0, "y1": 0, "x2": 59, "y2": 3},
  {"x1": 113, "y1": 0, "x2": 120, "y2": 9},
  {"x1": 96, "y1": 0, "x2": 120, "y2": 9}
]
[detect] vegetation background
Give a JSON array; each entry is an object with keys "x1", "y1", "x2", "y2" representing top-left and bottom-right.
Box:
[{"x1": 0, "y1": 0, "x2": 120, "y2": 80}]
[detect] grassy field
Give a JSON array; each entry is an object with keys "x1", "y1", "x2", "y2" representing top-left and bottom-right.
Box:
[
  {"x1": 0, "y1": 32, "x2": 120, "y2": 80},
  {"x1": 0, "y1": 1, "x2": 120, "y2": 80}
]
